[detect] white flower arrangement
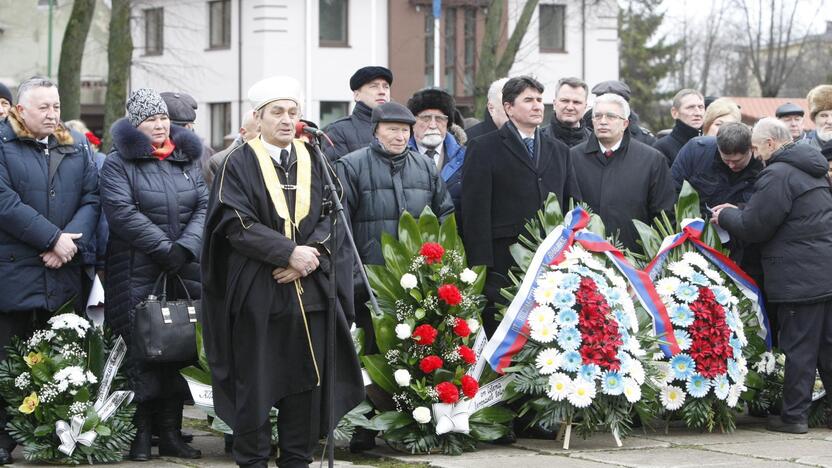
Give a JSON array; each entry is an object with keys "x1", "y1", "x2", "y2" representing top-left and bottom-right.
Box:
[{"x1": 48, "y1": 314, "x2": 91, "y2": 338}]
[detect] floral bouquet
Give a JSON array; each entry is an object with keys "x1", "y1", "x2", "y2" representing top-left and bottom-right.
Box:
[
  {"x1": 0, "y1": 305, "x2": 135, "y2": 464},
  {"x1": 360, "y1": 208, "x2": 512, "y2": 455}
]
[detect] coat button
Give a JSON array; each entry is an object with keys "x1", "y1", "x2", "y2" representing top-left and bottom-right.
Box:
[{"x1": 50, "y1": 189, "x2": 56, "y2": 197}]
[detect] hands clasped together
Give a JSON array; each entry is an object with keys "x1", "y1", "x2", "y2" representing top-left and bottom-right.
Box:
[
  {"x1": 272, "y1": 245, "x2": 320, "y2": 284},
  {"x1": 40, "y1": 232, "x2": 83, "y2": 269}
]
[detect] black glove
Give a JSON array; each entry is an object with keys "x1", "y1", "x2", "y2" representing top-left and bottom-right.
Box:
[{"x1": 164, "y1": 244, "x2": 192, "y2": 273}]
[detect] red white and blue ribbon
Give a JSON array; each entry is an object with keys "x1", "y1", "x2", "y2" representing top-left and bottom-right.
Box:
[
  {"x1": 482, "y1": 207, "x2": 681, "y2": 374},
  {"x1": 645, "y1": 218, "x2": 772, "y2": 349}
]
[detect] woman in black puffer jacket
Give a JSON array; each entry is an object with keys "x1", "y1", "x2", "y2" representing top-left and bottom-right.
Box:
[{"x1": 100, "y1": 89, "x2": 207, "y2": 461}]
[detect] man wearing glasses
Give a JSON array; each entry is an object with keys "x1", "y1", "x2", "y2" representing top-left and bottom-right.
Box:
[{"x1": 571, "y1": 93, "x2": 676, "y2": 252}]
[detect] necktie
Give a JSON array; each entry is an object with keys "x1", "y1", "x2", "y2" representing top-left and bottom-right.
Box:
[
  {"x1": 426, "y1": 148, "x2": 437, "y2": 164},
  {"x1": 523, "y1": 138, "x2": 535, "y2": 158},
  {"x1": 604, "y1": 149, "x2": 614, "y2": 159},
  {"x1": 280, "y1": 149, "x2": 289, "y2": 170}
]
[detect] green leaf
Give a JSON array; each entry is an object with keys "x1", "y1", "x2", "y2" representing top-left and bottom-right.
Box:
[
  {"x1": 380, "y1": 232, "x2": 410, "y2": 279},
  {"x1": 180, "y1": 366, "x2": 212, "y2": 385},
  {"x1": 366, "y1": 265, "x2": 405, "y2": 304},
  {"x1": 95, "y1": 424, "x2": 111, "y2": 436},
  {"x1": 439, "y1": 213, "x2": 460, "y2": 255},
  {"x1": 86, "y1": 331, "x2": 105, "y2": 378},
  {"x1": 418, "y1": 206, "x2": 440, "y2": 243},
  {"x1": 470, "y1": 406, "x2": 515, "y2": 424},
  {"x1": 470, "y1": 422, "x2": 510, "y2": 441},
  {"x1": 633, "y1": 219, "x2": 663, "y2": 259},
  {"x1": 360, "y1": 355, "x2": 398, "y2": 395},
  {"x1": 397, "y1": 211, "x2": 423, "y2": 257},
  {"x1": 408, "y1": 288, "x2": 423, "y2": 302},
  {"x1": 30, "y1": 362, "x2": 52, "y2": 383},
  {"x1": 586, "y1": 210, "x2": 607, "y2": 237},
  {"x1": 370, "y1": 312, "x2": 398, "y2": 355},
  {"x1": 414, "y1": 308, "x2": 426, "y2": 320},
  {"x1": 363, "y1": 410, "x2": 411, "y2": 432},
  {"x1": 433, "y1": 368, "x2": 454, "y2": 384},
  {"x1": 195, "y1": 322, "x2": 210, "y2": 374},
  {"x1": 509, "y1": 243, "x2": 535, "y2": 272},
  {"x1": 33, "y1": 424, "x2": 52, "y2": 437},
  {"x1": 676, "y1": 181, "x2": 702, "y2": 223},
  {"x1": 541, "y1": 193, "x2": 564, "y2": 230},
  {"x1": 470, "y1": 265, "x2": 487, "y2": 295}
]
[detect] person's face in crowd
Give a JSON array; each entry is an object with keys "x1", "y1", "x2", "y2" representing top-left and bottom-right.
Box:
[
  {"x1": 592, "y1": 101, "x2": 629, "y2": 146},
  {"x1": 259, "y1": 99, "x2": 300, "y2": 147},
  {"x1": 504, "y1": 87, "x2": 544, "y2": 133},
  {"x1": 719, "y1": 149, "x2": 753, "y2": 172},
  {"x1": 239, "y1": 111, "x2": 259, "y2": 142},
  {"x1": 354, "y1": 78, "x2": 391, "y2": 109},
  {"x1": 815, "y1": 110, "x2": 832, "y2": 142},
  {"x1": 751, "y1": 134, "x2": 777, "y2": 162},
  {"x1": 487, "y1": 95, "x2": 509, "y2": 129},
  {"x1": 137, "y1": 114, "x2": 171, "y2": 146},
  {"x1": 779, "y1": 114, "x2": 804, "y2": 139},
  {"x1": 0, "y1": 98, "x2": 10, "y2": 120},
  {"x1": 414, "y1": 108, "x2": 448, "y2": 149},
  {"x1": 375, "y1": 122, "x2": 410, "y2": 155},
  {"x1": 672, "y1": 94, "x2": 705, "y2": 129},
  {"x1": 706, "y1": 114, "x2": 738, "y2": 137},
  {"x1": 554, "y1": 85, "x2": 587, "y2": 128},
  {"x1": 17, "y1": 86, "x2": 60, "y2": 139}
]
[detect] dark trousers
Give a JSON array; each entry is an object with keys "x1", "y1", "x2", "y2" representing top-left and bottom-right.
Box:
[
  {"x1": 777, "y1": 300, "x2": 832, "y2": 424},
  {"x1": 0, "y1": 310, "x2": 50, "y2": 449}
]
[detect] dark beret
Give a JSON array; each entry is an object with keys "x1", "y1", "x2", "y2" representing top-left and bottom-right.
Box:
[
  {"x1": 775, "y1": 102, "x2": 804, "y2": 118},
  {"x1": 407, "y1": 88, "x2": 455, "y2": 120},
  {"x1": 371, "y1": 102, "x2": 416, "y2": 126},
  {"x1": 160, "y1": 91, "x2": 198, "y2": 124},
  {"x1": 350, "y1": 66, "x2": 393, "y2": 91},
  {"x1": 0, "y1": 82, "x2": 12, "y2": 105},
  {"x1": 591, "y1": 80, "x2": 632, "y2": 101}
]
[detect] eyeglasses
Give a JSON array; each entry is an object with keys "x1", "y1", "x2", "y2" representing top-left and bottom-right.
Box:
[
  {"x1": 592, "y1": 112, "x2": 626, "y2": 122},
  {"x1": 417, "y1": 114, "x2": 449, "y2": 125}
]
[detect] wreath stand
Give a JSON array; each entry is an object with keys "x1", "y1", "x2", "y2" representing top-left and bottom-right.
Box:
[{"x1": 555, "y1": 419, "x2": 623, "y2": 450}]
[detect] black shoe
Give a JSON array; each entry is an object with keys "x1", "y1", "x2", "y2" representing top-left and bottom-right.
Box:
[
  {"x1": 129, "y1": 402, "x2": 153, "y2": 461},
  {"x1": 224, "y1": 434, "x2": 233, "y2": 454},
  {"x1": 766, "y1": 415, "x2": 808, "y2": 434},
  {"x1": 157, "y1": 399, "x2": 202, "y2": 459},
  {"x1": 151, "y1": 431, "x2": 193, "y2": 446},
  {"x1": 0, "y1": 448, "x2": 13, "y2": 465},
  {"x1": 349, "y1": 427, "x2": 377, "y2": 453}
]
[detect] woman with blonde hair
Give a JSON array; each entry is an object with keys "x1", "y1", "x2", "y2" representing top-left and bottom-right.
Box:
[{"x1": 703, "y1": 98, "x2": 742, "y2": 136}]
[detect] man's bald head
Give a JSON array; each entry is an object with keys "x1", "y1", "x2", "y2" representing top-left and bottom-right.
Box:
[{"x1": 752, "y1": 117, "x2": 792, "y2": 161}]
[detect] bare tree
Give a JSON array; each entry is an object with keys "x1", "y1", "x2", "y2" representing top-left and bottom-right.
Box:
[
  {"x1": 58, "y1": 0, "x2": 97, "y2": 121},
  {"x1": 103, "y1": 0, "x2": 132, "y2": 150}
]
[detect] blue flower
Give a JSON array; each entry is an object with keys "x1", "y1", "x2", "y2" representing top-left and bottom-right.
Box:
[
  {"x1": 712, "y1": 286, "x2": 731, "y2": 306},
  {"x1": 603, "y1": 287, "x2": 623, "y2": 306},
  {"x1": 674, "y1": 330, "x2": 692, "y2": 351},
  {"x1": 556, "y1": 309, "x2": 579, "y2": 328},
  {"x1": 552, "y1": 290, "x2": 576, "y2": 310},
  {"x1": 579, "y1": 363, "x2": 600, "y2": 381},
  {"x1": 686, "y1": 374, "x2": 711, "y2": 398},
  {"x1": 670, "y1": 304, "x2": 694, "y2": 328},
  {"x1": 690, "y1": 272, "x2": 710, "y2": 286},
  {"x1": 562, "y1": 351, "x2": 582, "y2": 372},
  {"x1": 726, "y1": 312, "x2": 739, "y2": 331},
  {"x1": 713, "y1": 374, "x2": 730, "y2": 400},
  {"x1": 614, "y1": 309, "x2": 631, "y2": 329},
  {"x1": 674, "y1": 283, "x2": 700, "y2": 303},
  {"x1": 557, "y1": 326, "x2": 581, "y2": 351},
  {"x1": 729, "y1": 337, "x2": 742, "y2": 354},
  {"x1": 727, "y1": 358, "x2": 742, "y2": 381},
  {"x1": 619, "y1": 327, "x2": 631, "y2": 343},
  {"x1": 670, "y1": 353, "x2": 695, "y2": 380},
  {"x1": 560, "y1": 273, "x2": 580, "y2": 291},
  {"x1": 601, "y1": 371, "x2": 625, "y2": 395},
  {"x1": 574, "y1": 266, "x2": 591, "y2": 276}
]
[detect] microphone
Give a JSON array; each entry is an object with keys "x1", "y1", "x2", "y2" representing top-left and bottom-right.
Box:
[{"x1": 296, "y1": 121, "x2": 325, "y2": 138}]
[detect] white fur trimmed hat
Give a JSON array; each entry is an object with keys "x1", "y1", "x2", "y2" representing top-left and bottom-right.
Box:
[
  {"x1": 248, "y1": 76, "x2": 303, "y2": 111},
  {"x1": 808, "y1": 85, "x2": 832, "y2": 121}
]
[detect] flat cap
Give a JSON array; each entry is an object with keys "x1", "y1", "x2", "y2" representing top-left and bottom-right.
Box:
[
  {"x1": 0, "y1": 82, "x2": 12, "y2": 105},
  {"x1": 591, "y1": 80, "x2": 631, "y2": 101},
  {"x1": 161, "y1": 92, "x2": 198, "y2": 124},
  {"x1": 775, "y1": 102, "x2": 804, "y2": 118},
  {"x1": 350, "y1": 66, "x2": 393, "y2": 91},
  {"x1": 371, "y1": 102, "x2": 416, "y2": 126},
  {"x1": 248, "y1": 76, "x2": 303, "y2": 111}
]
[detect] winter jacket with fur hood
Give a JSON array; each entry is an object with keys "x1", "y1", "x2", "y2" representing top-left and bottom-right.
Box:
[{"x1": 0, "y1": 109, "x2": 100, "y2": 313}]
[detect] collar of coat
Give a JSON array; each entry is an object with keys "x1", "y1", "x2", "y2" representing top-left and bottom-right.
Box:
[
  {"x1": 7, "y1": 107, "x2": 75, "y2": 146},
  {"x1": 110, "y1": 117, "x2": 204, "y2": 161}
]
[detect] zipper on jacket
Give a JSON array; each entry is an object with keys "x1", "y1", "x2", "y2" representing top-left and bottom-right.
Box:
[{"x1": 183, "y1": 170, "x2": 190, "y2": 181}]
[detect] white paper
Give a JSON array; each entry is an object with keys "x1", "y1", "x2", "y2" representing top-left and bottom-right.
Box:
[{"x1": 85, "y1": 275, "x2": 105, "y2": 327}]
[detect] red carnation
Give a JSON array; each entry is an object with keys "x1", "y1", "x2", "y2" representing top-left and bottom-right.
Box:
[
  {"x1": 453, "y1": 317, "x2": 471, "y2": 337},
  {"x1": 412, "y1": 324, "x2": 438, "y2": 345},
  {"x1": 420, "y1": 242, "x2": 445, "y2": 264},
  {"x1": 438, "y1": 284, "x2": 462, "y2": 306},
  {"x1": 458, "y1": 345, "x2": 477, "y2": 364},
  {"x1": 461, "y1": 375, "x2": 479, "y2": 398},
  {"x1": 419, "y1": 355, "x2": 444, "y2": 374},
  {"x1": 436, "y1": 381, "x2": 460, "y2": 404}
]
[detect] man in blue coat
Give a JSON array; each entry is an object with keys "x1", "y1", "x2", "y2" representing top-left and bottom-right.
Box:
[{"x1": 0, "y1": 77, "x2": 99, "y2": 465}]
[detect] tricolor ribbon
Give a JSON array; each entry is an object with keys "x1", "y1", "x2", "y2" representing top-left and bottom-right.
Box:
[
  {"x1": 645, "y1": 218, "x2": 772, "y2": 349},
  {"x1": 482, "y1": 208, "x2": 680, "y2": 374}
]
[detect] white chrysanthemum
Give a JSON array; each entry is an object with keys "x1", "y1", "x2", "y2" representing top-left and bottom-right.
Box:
[
  {"x1": 394, "y1": 369, "x2": 411, "y2": 387},
  {"x1": 668, "y1": 261, "x2": 695, "y2": 279},
  {"x1": 656, "y1": 277, "x2": 682, "y2": 296},
  {"x1": 412, "y1": 406, "x2": 432, "y2": 424},
  {"x1": 400, "y1": 273, "x2": 418, "y2": 290},
  {"x1": 53, "y1": 366, "x2": 87, "y2": 387},
  {"x1": 395, "y1": 323, "x2": 412, "y2": 340},
  {"x1": 652, "y1": 362, "x2": 673, "y2": 385},
  {"x1": 584, "y1": 256, "x2": 606, "y2": 271},
  {"x1": 661, "y1": 385, "x2": 686, "y2": 410},
  {"x1": 466, "y1": 318, "x2": 480, "y2": 334},
  {"x1": 460, "y1": 268, "x2": 478, "y2": 285},
  {"x1": 623, "y1": 377, "x2": 642, "y2": 403},
  {"x1": 627, "y1": 336, "x2": 645, "y2": 356},
  {"x1": 727, "y1": 384, "x2": 744, "y2": 407},
  {"x1": 605, "y1": 268, "x2": 628, "y2": 290},
  {"x1": 528, "y1": 305, "x2": 556, "y2": 329},
  {"x1": 535, "y1": 348, "x2": 562, "y2": 375},
  {"x1": 539, "y1": 270, "x2": 564, "y2": 289},
  {"x1": 85, "y1": 371, "x2": 98, "y2": 384},
  {"x1": 533, "y1": 285, "x2": 557, "y2": 306},
  {"x1": 564, "y1": 245, "x2": 592, "y2": 263},
  {"x1": 567, "y1": 379, "x2": 596, "y2": 408},
  {"x1": 703, "y1": 267, "x2": 724, "y2": 284},
  {"x1": 629, "y1": 359, "x2": 646, "y2": 385},
  {"x1": 682, "y1": 252, "x2": 709, "y2": 269},
  {"x1": 530, "y1": 322, "x2": 557, "y2": 343},
  {"x1": 547, "y1": 373, "x2": 572, "y2": 401},
  {"x1": 49, "y1": 314, "x2": 91, "y2": 337}
]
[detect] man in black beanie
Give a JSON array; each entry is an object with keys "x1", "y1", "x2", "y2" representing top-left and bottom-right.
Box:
[
  {"x1": 323, "y1": 66, "x2": 393, "y2": 160},
  {"x1": 0, "y1": 82, "x2": 12, "y2": 121}
]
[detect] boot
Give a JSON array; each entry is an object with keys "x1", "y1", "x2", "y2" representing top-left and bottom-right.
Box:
[
  {"x1": 157, "y1": 398, "x2": 201, "y2": 459},
  {"x1": 129, "y1": 402, "x2": 153, "y2": 461}
]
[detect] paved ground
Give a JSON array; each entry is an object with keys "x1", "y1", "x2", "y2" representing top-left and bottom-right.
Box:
[{"x1": 9, "y1": 409, "x2": 832, "y2": 467}]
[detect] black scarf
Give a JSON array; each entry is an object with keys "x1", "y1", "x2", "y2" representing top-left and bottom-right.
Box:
[{"x1": 548, "y1": 118, "x2": 588, "y2": 147}]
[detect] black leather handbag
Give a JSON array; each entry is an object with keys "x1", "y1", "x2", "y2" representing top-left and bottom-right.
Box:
[{"x1": 131, "y1": 273, "x2": 198, "y2": 363}]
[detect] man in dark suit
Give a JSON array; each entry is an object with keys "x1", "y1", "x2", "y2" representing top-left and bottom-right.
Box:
[{"x1": 461, "y1": 76, "x2": 582, "y2": 336}]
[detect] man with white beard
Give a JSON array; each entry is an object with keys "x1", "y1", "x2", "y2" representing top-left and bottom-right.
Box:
[
  {"x1": 799, "y1": 85, "x2": 832, "y2": 154},
  {"x1": 407, "y1": 88, "x2": 467, "y2": 215}
]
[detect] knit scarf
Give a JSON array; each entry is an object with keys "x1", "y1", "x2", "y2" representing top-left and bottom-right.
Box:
[{"x1": 152, "y1": 138, "x2": 176, "y2": 160}]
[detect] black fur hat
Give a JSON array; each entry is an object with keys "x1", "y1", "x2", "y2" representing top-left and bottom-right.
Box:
[{"x1": 407, "y1": 88, "x2": 455, "y2": 120}]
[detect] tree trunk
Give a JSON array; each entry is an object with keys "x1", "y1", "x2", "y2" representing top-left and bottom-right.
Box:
[
  {"x1": 103, "y1": 0, "x2": 133, "y2": 151},
  {"x1": 57, "y1": 0, "x2": 96, "y2": 121}
]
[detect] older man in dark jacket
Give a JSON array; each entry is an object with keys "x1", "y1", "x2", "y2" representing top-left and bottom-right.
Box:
[
  {"x1": 714, "y1": 118, "x2": 832, "y2": 435},
  {"x1": 0, "y1": 77, "x2": 99, "y2": 464}
]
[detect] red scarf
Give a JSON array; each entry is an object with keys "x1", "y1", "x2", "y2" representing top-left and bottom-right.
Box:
[{"x1": 152, "y1": 138, "x2": 176, "y2": 160}]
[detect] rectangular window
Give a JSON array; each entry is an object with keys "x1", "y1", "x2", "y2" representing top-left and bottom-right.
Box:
[
  {"x1": 444, "y1": 8, "x2": 456, "y2": 95},
  {"x1": 319, "y1": 0, "x2": 348, "y2": 47},
  {"x1": 539, "y1": 4, "x2": 566, "y2": 52},
  {"x1": 208, "y1": 0, "x2": 231, "y2": 49},
  {"x1": 145, "y1": 8, "x2": 164, "y2": 56},
  {"x1": 320, "y1": 101, "x2": 349, "y2": 128},
  {"x1": 463, "y1": 8, "x2": 476, "y2": 95},
  {"x1": 210, "y1": 102, "x2": 231, "y2": 150},
  {"x1": 424, "y1": 13, "x2": 435, "y2": 87}
]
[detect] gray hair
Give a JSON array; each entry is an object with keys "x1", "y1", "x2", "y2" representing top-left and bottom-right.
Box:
[
  {"x1": 753, "y1": 117, "x2": 792, "y2": 143},
  {"x1": 672, "y1": 88, "x2": 704, "y2": 109},
  {"x1": 17, "y1": 76, "x2": 58, "y2": 105},
  {"x1": 487, "y1": 77, "x2": 509, "y2": 105},
  {"x1": 593, "y1": 93, "x2": 630, "y2": 120},
  {"x1": 556, "y1": 77, "x2": 588, "y2": 98}
]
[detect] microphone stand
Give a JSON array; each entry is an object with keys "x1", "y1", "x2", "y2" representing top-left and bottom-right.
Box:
[{"x1": 306, "y1": 134, "x2": 380, "y2": 468}]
